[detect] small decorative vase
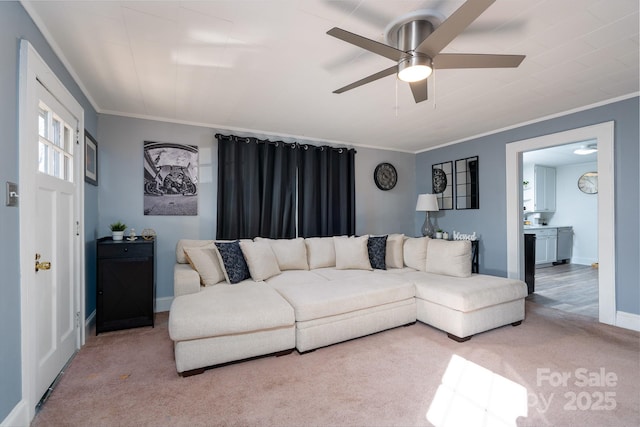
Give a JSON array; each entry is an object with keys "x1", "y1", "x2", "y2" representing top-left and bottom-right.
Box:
[
  {"x1": 435, "y1": 232, "x2": 443, "y2": 239},
  {"x1": 112, "y1": 231, "x2": 124, "y2": 241},
  {"x1": 442, "y1": 232, "x2": 449, "y2": 240}
]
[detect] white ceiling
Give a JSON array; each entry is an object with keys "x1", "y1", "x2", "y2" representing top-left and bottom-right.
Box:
[
  {"x1": 523, "y1": 140, "x2": 598, "y2": 167},
  {"x1": 23, "y1": 0, "x2": 639, "y2": 152}
]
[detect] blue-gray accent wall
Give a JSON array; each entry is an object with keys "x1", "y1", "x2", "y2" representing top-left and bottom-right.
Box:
[
  {"x1": 415, "y1": 96, "x2": 639, "y2": 315},
  {"x1": 0, "y1": 1, "x2": 97, "y2": 421}
]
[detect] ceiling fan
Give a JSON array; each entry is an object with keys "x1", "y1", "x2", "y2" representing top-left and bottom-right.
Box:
[{"x1": 327, "y1": 0, "x2": 525, "y2": 103}]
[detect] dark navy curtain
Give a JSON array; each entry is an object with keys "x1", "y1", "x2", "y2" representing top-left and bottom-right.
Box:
[
  {"x1": 216, "y1": 134, "x2": 355, "y2": 240},
  {"x1": 297, "y1": 145, "x2": 356, "y2": 237},
  {"x1": 216, "y1": 134, "x2": 297, "y2": 239}
]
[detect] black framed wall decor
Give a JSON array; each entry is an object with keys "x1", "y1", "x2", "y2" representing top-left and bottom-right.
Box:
[
  {"x1": 84, "y1": 130, "x2": 98, "y2": 186},
  {"x1": 432, "y1": 161, "x2": 453, "y2": 210},
  {"x1": 455, "y1": 156, "x2": 479, "y2": 209}
]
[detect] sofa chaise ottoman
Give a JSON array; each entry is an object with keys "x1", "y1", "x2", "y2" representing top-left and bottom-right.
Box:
[{"x1": 169, "y1": 281, "x2": 295, "y2": 375}]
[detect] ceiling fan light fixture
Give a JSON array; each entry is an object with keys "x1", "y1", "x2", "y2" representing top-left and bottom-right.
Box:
[
  {"x1": 574, "y1": 144, "x2": 598, "y2": 155},
  {"x1": 397, "y1": 55, "x2": 432, "y2": 83}
]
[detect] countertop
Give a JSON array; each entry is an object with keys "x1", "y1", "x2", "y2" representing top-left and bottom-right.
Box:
[{"x1": 523, "y1": 225, "x2": 573, "y2": 230}]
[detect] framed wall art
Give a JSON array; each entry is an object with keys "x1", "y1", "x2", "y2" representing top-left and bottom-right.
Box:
[
  {"x1": 432, "y1": 161, "x2": 453, "y2": 210},
  {"x1": 143, "y1": 141, "x2": 198, "y2": 216},
  {"x1": 84, "y1": 130, "x2": 98, "y2": 186}
]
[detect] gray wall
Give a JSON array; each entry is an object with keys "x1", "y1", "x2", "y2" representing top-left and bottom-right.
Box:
[
  {"x1": 0, "y1": 1, "x2": 98, "y2": 421},
  {"x1": 97, "y1": 114, "x2": 416, "y2": 302},
  {"x1": 416, "y1": 96, "x2": 639, "y2": 315}
]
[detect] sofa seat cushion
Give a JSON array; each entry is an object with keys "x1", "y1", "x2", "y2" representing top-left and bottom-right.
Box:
[
  {"x1": 406, "y1": 271, "x2": 528, "y2": 313},
  {"x1": 264, "y1": 270, "x2": 328, "y2": 289},
  {"x1": 270, "y1": 274, "x2": 415, "y2": 322},
  {"x1": 312, "y1": 268, "x2": 373, "y2": 281},
  {"x1": 375, "y1": 267, "x2": 417, "y2": 275},
  {"x1": 169, "y1": 282, "x2": 295, "y2": 342}
]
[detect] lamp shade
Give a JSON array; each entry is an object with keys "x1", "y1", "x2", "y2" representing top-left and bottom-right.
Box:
[{"x1": 416, "y1": 193, "x2": 439, "y2": 211}]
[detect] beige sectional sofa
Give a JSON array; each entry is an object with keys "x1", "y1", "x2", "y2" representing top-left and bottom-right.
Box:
[{"x1": 168, "y1": 235, "x2": 527, "y2": 376}]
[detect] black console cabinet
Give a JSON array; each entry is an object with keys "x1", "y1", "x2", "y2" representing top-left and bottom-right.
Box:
[
  {"x1": 97, "y1": 237, "x2": 156, "y2": 334},
  {"x1": 524, "y1": 233, "x2": 536, "y2": 294}
]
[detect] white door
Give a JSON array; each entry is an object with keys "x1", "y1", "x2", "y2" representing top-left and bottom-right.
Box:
[
  {"x1": 32, "y1": 84, "x2": 79, "y2": 402},
  {"x1": 19, "y1": 40, "x2": 85, "y2": 423}
]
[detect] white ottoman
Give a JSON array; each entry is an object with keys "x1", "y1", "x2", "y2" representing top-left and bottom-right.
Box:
[{"x1": 169, "y1": 281, "x2": 295, "y2": 375}]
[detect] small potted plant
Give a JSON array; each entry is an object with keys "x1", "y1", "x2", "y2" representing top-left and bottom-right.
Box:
[
  {"x1": 435, "y1": 229, "x2": 443, "y2": 239},
  {"x1": 109, "y1": 221, "x2": 127, "y2": 241}
]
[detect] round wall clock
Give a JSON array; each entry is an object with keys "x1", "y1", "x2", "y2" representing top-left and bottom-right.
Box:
[
  {"x1": 374, "y1": 162, "x2": 398, "y2": 191},
  {"x1": 432, "y1": 168, "x2": 447, "y2": 193},
  {"x1": 578, "y1": 172, "x2": 598, "y2": 194}
]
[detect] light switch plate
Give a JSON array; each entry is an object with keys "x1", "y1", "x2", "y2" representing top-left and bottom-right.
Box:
[{"x1": 6, "y1": 182, "x2": 18, "y2": 207}]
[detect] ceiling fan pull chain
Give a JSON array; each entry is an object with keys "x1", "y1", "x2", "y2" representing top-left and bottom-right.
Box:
[
  {"x1": 433, "y1": 68, "x2": 437, "y2": 110},
  {"x1": 395, "y1": 78, "x2": 399, "y2": 117}
]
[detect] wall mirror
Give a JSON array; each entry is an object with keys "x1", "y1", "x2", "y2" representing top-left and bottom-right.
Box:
[{"x1": 455, "y1": 156, "x2": 479, "y2": 209}]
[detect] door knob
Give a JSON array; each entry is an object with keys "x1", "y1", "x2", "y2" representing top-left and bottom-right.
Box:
[{"x1": 35, "y1": 253, "x2": 51, "y2": 272}]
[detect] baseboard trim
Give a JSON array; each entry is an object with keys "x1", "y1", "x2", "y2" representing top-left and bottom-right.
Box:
[
  {"x1": 1, "y1": 399, "x2": 28, "y2": 427},
  {"x1": 616, "y1": 311, "x2": 640, "y2": 331},
  {"x1": 571, "y1": 257, "x2": 598, "y2": 266},
  {"x1": 84, "y1": 310, "x2": 96, "y2": 337},
  {"x1": 156, "y1": 296, "x2": 173, "y2": 313}
]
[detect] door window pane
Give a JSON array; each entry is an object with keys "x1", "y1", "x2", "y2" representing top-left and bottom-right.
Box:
[{"x1": 38, "y1": 101, "x2": 74, "y2": 181}]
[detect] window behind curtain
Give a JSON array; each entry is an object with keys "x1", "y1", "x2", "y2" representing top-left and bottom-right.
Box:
[
  {"x1": 298, "y1": 145, "x2": 356, "y2": 237},
  {"x1": 216, "y1": 134, "x2": 355, "y2": 240},
  {"x1": 216, "y1": 135, "x2": 297, "y2": 240}
]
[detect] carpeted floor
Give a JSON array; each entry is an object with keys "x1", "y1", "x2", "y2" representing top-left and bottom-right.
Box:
[{"x1": 32, "y1": 301, "x2": 639, "y2": 427}]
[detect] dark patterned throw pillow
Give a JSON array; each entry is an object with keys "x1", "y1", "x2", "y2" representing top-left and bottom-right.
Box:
[
  {"x1": 367, "y1": 235, "x2": 388, "y2": 270},
  {"x1": 214, "y1": 241, "x2": 251, "y2": 284}
]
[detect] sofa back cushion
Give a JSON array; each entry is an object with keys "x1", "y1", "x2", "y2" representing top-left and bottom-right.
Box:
[
  {"x1": 257, "y1": 237, "x2": 309, "y2": 271},
  {"x1": 403, "y1": 237, "x2": 429, "y2": 271},
  {"x1": 239, "y1": 240, "x2": 281, "y2": 281},
  {"x1": 305, "y1": 237, "x2": 338, "y2": 269},
  {"x1": 183, "y1": 245, "x2": 225, "y2": 286},
  {"x1": 385, "y1": 233, "x2": 405, "y2": 268},
  {"x1": 425, "y1": 239, "x2": 472, "y2": 278},
  {"x1": 335, "y1": 236, "x2": 373, "y2": 270}
]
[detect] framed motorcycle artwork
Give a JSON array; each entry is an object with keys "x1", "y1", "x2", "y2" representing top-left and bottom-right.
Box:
[{"x1": 143, "y1": 141, "x2": 198, "y2": 215}]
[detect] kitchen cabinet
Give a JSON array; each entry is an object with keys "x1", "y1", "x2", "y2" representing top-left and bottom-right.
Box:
[
  {"x1": 97, "y1": 237, "x2": 156, "y2": 334},
  {"x1": 523, "y1": 164, "x2": 556, "y2": 212},
  {"x1": 532, "y1": 228, "x2": 557, "y2": 265}
]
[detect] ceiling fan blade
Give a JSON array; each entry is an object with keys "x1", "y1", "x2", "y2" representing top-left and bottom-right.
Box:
[
  {"x1": 333, "y1": 65, "x2": 398, "y2": 94},
  {"x1": 434, "y1": 53, "x2": 525, "y2": 69},
  {"x1": 327, "y1": 27, "x2": 408, "y2": 62},
  {"x1": 409, "y1": 80, "x2": 428, "y2": 103},
  {"x1": 416, "y1": 0, "x2": 496, "y2": 57}
]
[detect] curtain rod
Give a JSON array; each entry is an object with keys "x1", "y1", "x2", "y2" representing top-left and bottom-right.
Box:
[{"x1": 215, "y1": 133, "x2": 357, "y2": 153}]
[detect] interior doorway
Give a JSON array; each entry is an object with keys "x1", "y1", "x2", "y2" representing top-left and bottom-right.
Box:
[
  {"x1": 521, "y1": 142, "x2": 599, "y2": 319},
  {"x1": 505, "y1": 122, "x2": 615, "y2": 326}
]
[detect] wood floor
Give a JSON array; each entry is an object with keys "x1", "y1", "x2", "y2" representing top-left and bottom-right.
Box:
[{"x1": 527, "y1": 263, "x2": 599, "y2": 319}]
